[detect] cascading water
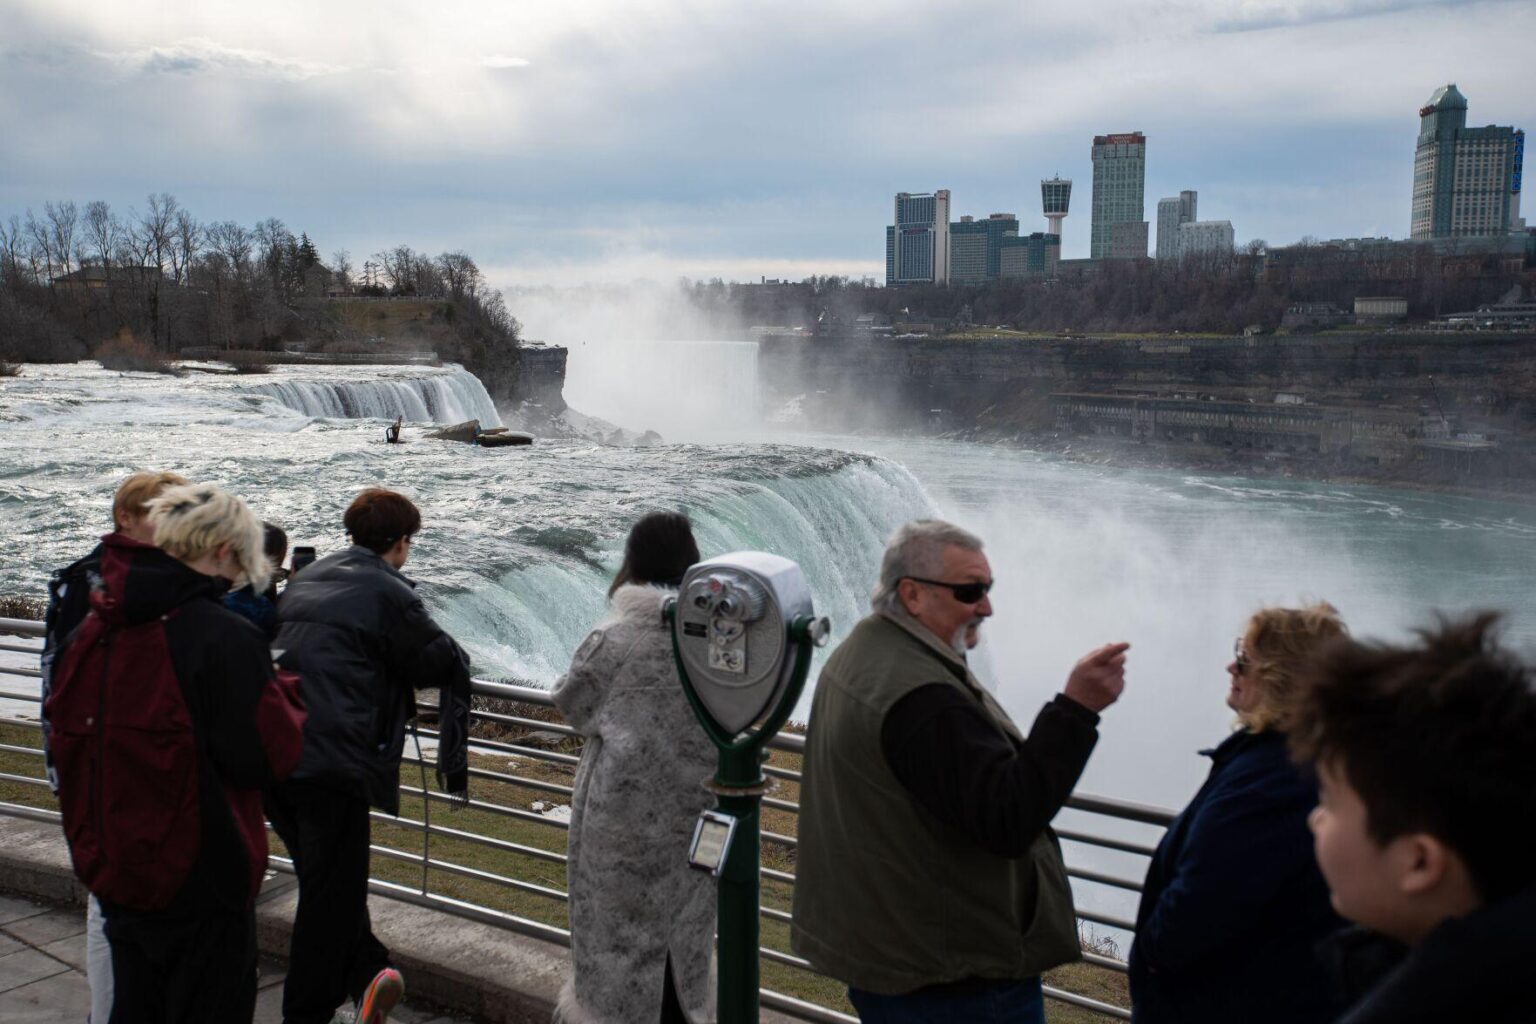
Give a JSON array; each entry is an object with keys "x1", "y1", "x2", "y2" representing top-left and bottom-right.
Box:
[
  {"x1": 243, "y1": 364, "x2": 502, "y2": 426},
  {"x1": 0, "y1": 363, "x2": 930, "y2": 703}
]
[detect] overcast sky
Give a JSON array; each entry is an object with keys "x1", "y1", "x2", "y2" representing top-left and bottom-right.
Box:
[{"x1": 0, "y1": 0, "x2": 1531, "y2": 287}]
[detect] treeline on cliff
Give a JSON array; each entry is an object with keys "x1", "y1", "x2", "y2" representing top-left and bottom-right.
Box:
[
  {"x1": 0, "y1": 194, "x2": 520, "y2": 371},
  {"x1": 685, "y1": 245, "x2": 1532, "y2": 334}
]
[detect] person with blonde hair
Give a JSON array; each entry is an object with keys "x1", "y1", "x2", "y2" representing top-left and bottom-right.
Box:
[
  {"x1": 39, "y1": 468, "x2": 188, "y2": 1024},
  {"x1": 1129, "y1": 603, "x2": 1349, "y2": 1024},
  {"x1": 46, "y1": 481, "x2": 306, "y2": 1024}
]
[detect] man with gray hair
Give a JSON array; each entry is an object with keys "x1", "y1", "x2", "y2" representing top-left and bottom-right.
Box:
[{"x1": 791, "y1": 519, "x2": 1128, "y2": 1023}]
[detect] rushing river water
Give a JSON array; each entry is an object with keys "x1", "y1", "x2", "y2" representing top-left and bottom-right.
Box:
[{"x1": 4, "y1": 354, "x2": 1535, "y2": 938}]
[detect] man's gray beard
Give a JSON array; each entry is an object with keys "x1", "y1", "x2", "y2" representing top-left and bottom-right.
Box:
[{"x1": 949, "y1": 619, "x2": 982, "y2": 656}]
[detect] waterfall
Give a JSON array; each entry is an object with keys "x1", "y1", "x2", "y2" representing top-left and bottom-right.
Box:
[
  {"x1": 433, "y1": 454, "x2": 934, "y2": 695},
  {"x1": 246, "y1": 366, "x2": 501, "y2": 426}
]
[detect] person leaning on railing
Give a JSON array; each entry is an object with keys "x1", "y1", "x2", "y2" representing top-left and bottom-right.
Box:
[
  {"x1": 1128, "y1": 604, "x2": 1349, "y2": 1024},
  {"x1": 552, "y1": 511, "x2": 717, "y2": 1024},
  {"x1": 267, "y1": 487, "x2": 472, "y2": 1024},
  {"x1": 790, "y1": 519, "x2": 1129, "y2": 1024}
]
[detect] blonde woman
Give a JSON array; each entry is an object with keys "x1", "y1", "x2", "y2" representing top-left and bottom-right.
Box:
[
  {"x1": 1129, "y1": 604, "x2": 1349, "y2": 1024},
  {"x1": 46, "y1": 483, "x2": 305, "y2": 1024}
]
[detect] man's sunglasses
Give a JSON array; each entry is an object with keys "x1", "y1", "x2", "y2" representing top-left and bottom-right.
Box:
[{"x1": 905, "y1": 577, "x2": 993, "y2": 605}]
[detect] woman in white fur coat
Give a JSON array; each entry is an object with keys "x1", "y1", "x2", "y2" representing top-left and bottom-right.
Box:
[{"x1": 553, "y1": 512, "x2": 717, "y2": 1024}]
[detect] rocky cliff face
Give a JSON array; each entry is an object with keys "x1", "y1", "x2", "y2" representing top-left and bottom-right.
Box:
[{"x1": 758, "y1": 332, "x2": 1536, "y2": 489}]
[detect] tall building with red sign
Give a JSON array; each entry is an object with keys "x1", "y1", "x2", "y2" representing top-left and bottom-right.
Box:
[
  {"x1": 1411, "y1": 84, "x2": 1524, "y2": 240},
  {"x1": 1090, "y1": 132, "x2": 1148, "y2": 260}
]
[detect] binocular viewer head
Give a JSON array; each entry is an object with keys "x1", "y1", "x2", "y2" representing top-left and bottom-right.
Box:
[{"x1": 670, "y1": 551, "x2": 829, "y2": 739}]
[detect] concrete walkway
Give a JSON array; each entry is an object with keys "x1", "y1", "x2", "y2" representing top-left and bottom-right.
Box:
[{"x1": 0, "y1": 893, "x2": 473, "y2": 1024}]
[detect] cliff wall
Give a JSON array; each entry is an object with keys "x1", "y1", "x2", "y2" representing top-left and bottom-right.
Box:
[{"x1": 758, "y1": 332, "x2": 1536, "y2": 488}]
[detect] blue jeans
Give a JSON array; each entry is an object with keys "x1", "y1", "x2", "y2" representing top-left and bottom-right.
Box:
[{"x1": 849, "y1": 976, "x2": 1045, "y2": 1024}]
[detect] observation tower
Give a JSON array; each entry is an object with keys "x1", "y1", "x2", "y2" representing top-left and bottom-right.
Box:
[{"x1": 1042, "y1": 176, "x2": 1072, "y2": 239}]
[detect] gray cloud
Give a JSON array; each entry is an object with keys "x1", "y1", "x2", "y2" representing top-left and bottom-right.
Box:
[
  {"x1": 98, "y1": 37, "x2": 350, "y2": 80},
  {"x1": 1210, "y1": 0, "x2": 1518, "y2": 33}
]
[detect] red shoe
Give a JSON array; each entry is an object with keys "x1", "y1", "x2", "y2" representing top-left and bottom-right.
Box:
[{"x1": 356, "y1": 967, "x2": 405, "y2": 1024}]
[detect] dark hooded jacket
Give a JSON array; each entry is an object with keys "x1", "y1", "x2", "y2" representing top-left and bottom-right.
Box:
[
  {"x1": 1327, "y1": 884, "x2": 1536, "y2": 1024},
  {"x1": 1129, "y1": 729, "x2": 1345, "y2": 1024},
  {"x1": 47, "y1": 534, "x2": 306, "y2": 915},
  {"x1": 274, "y1": 544, "x2": 471, "y2": 814}
]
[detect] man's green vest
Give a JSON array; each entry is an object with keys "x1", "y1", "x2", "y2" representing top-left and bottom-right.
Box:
[{"x1": 789, "y1": 612, "x2": 1081, "y2": 995}]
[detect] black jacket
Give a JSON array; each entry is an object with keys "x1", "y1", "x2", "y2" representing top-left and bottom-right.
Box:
[
  {"x1": 1329, "y1": 886, "x2": 1536, "y2": 1024},
  {"x1": 275, "y1": 545, "x2": 470, "y2": 813},
  {"x1": 1129, "y1": 729, "x2": 1345, "y2": 1024}
]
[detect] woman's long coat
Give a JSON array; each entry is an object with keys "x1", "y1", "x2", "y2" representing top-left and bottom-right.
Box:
[{"x1": 552, "y1": 584, "x2": 718, "y2": 1024}]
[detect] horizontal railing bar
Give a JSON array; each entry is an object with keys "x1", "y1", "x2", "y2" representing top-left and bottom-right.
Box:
[
  {"x1": 368, "y1": 843, "x2": 570, "y2": 904},
  {"x1": 1081, "y1": 950, "x2": 1130, "y2": 974},
  {"x1": 422, "y1": 702, "x2": 579, "y2": 740},
  {"x1": 763, "y1": 829, "x2": 796, "y2": 849},
  {"x1": 271, "y1": 854, "x2": 578, "y2": 949},
  {"x1": 1043, "y1": 983, "x2": 1131, "y2": 1020},
  {"x1": 0, "y1": 619, "x2": 46, "y2": 638},
  {"x1": 0, "y1": 800, "x2": 60, "y2": 823},
  {"x1": 0, "y1": 665, "x2": 41, "y2": 679},
  {"x1": 763, "y1": 796, "x2": 799, "y2": 814},
  {"x1": 397, "y1": 784, "x2": 569, "y2": 831},
  {"x1": 764, "y1": 764, "x2": 802, "y2": 784},
  {"x1": 0, "y1": 743, "x2": 44, "y2": 758},
  {"x1": 413, "y1": 726, "x2": 580, "y2": 768},
  {"x1": 1056, "y1": 827, "x2": 1160, "y2": 858},
  {"x1": 762, "y1": 866, "x2": 796, "y2": 885},
  {"x1": 1067, "y1": 792, "x2": 1177, "y2": 828},
  {"x1": 0, "y1": 687, "x2": 42, "y2": 703},
  {"x1": 1067, "y1": 866, "x2": 1146, "y2": 894},
  {"x1": 0, "y1": 641, "x2": 44, "y2": 655},
  {"x1": 368, "y1": 813, "x2": 567, "y2": 866},
  {"x1": 399, "y1": 756, "x2": 575, "y2": 799},
  {"x1": 761, "y1": 904, "x2": 792, "y2": 925},
  {"x1": 760, "y1": 989, "x2": 856, "y2": 1024},
  {"x1": 762, "y1": 946, "x2": 816, "y2": 971},
  {"x1": 0, "y1": 772, "x2": 50, "y2": 789}
]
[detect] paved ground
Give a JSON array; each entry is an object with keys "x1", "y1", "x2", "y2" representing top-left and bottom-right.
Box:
[{"x1": 0, "y1": 892, "x2": 474, "y2": 1023}]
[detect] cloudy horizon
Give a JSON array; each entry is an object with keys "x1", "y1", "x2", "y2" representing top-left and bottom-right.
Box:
[{"x1": 1, "y1": 0, "x2": 1531, "y2": 291}]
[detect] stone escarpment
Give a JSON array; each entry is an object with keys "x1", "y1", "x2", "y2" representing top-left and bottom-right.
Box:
[{"x1": 758, "y1": 332, "x2": 1536, "y2": 492}]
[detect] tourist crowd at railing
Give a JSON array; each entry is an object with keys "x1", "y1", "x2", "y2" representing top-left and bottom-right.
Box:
[{"x1": 14, "y1": 470, "x2": 1535, "y2": 1024}]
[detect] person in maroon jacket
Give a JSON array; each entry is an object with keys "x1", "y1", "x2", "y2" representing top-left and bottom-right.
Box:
[{"x1": 47, "y1": 482, "x2": 306, "y2": 1024}]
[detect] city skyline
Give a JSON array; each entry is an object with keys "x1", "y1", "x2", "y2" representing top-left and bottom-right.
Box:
[{"x1": 0, "y1": 0, "x2": 1532, "y2": 287}]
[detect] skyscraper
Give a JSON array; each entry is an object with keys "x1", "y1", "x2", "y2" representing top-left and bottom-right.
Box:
[
  {"x1": 1156, "y1": 190, "x2": 1198, "y2": 260},
  {"x1": 887, "y1": 190, "x2": 952, "y2": 285},
  {"x1": 1411, "y1": 84, "x2": 1525, "y2": 239},
  {"x1": 949, "y1": 213, "x2": 1019, "y2": 284},
  {"x1": 1091, "y1": 132, "x2": 1147, "y2": 259}
]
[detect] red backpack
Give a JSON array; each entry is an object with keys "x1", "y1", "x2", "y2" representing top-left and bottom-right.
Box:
[{"x1": 45, "y1": 610, "x2": 202, "y2": 911}]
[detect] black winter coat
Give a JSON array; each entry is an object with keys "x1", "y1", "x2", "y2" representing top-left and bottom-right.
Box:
[
  {"x1": 275, "y1": 545, "x2": 470, "y2": 814},
  {"x1": 1129, "y1": 729, "x2": 1345, "y2": 1024},
  {"x1": 1328, "y1": 884, "x2": 1536, "y2": 1024}
]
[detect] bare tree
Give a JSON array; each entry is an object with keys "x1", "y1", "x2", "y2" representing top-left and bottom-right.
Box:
[
  {"x1": 170, "y1": 209, "x2": 203, "y2": 285},
  {"x1": 83, "y1": 201, "x2": 121, "y2": 280},
  {"x1": 330, "y1": 249, "x2": 353, "y2": 292},
  {"x1": 44, "y1": 201, "x2": 79, "y2": 278},
  {"x1": 24, "y1": 209, "x2": 55, "y2": 282},
  {"x1": 437, "y1": 250, "x2": 481, "y2": 297}
]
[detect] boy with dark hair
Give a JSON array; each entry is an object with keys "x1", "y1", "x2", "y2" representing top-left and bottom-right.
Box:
[
  {"x1": 1291, "y1": 613, "x2": 1536, "y2": 1024},
  {"x1": 269, "y1": 487, "x2": 471, "y2": 1024}
]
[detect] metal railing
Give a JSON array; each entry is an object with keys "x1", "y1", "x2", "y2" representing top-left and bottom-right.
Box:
[{"x1": 0, "y1": 617, "x2": 1175, "y2": 1021}]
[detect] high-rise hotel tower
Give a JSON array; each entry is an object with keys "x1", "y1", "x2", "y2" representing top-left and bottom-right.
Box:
[
  {"x1": 1411, "y1": 84, "x2": 1524, "y2": 239},
  {"x1": 1091, "y1": 133, "x2": 1148, "y2": 259},
  {"x1": 885, "y1": 190, "x2": 952, "y2": 285}
]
